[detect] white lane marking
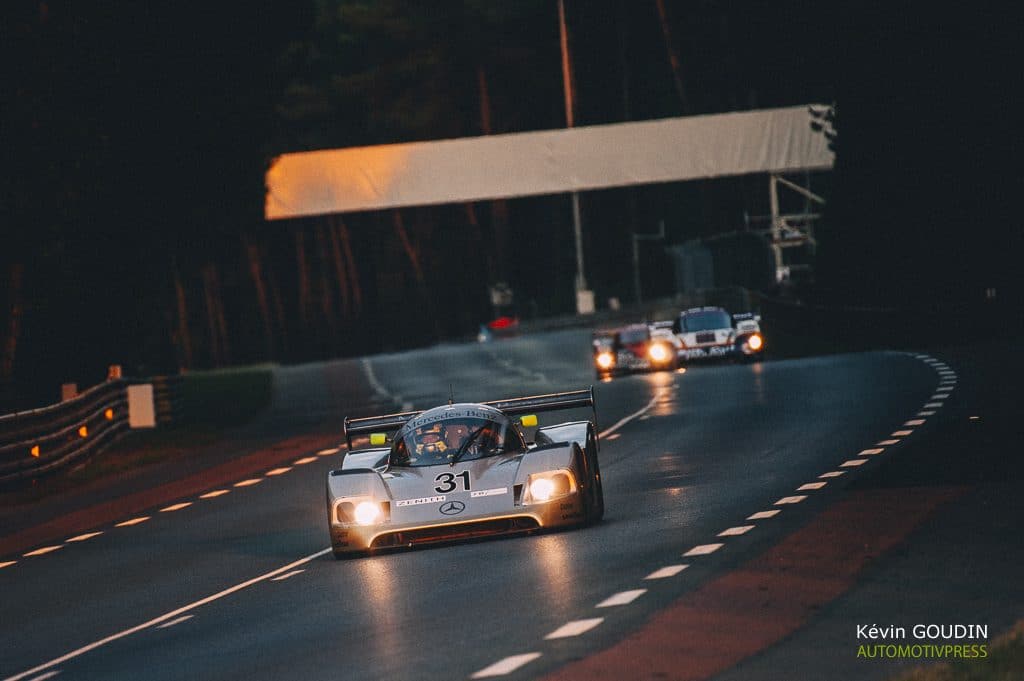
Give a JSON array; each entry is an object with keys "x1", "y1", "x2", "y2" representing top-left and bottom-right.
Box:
[
  {"x1": 878, "y1": 439, "x2": 900, "y2": 445},
  {"x1": 160, "y1": 503, "x2": 192, "y2": 513},
  {"x1": 234, "y1": 479, "x2": 262, "y2": 487},
  {"x1": 2, "y1": 548, "x2": 333, "y2": 681},
  {"x1": 859, "y1": 449, "x2": 885, "y2": 456},
  {"x1": 904, "y1": 419, "x2": 925, "y2": 426},
  {"x1": 798, "y1": 481, "x2": 828, "y2": 490},
  {"x1": 265, "y1": 467, "x2": 292, "y2": 476},
  {"x1": 775, "y1": 495, "x2": 808, "y2": 504},
  {"x1": 924, "y1": 402, "x2": 944, "y2": 408},
  {"x1": 718, "y1": 525, "x2": 754, "y2": 537},
  {"x1": 1, "y1": 560, "x2": 18, "y2": 569},
  {"x1": 645, "y1": 564, "x2": 689, "y2": 579},
  {"x1": 596, "y1": 589, "x2": 647, "y2": 607},
  {"x1": 819, "y1": 471, "x2": 845, "y2": 479},
  {"x1": 156, "y1": 615, "x2": 193, "y2": 629},
  {"x1": 683, "y1": 543, "x2": 724, "y2": 556},
  {"x1": 199, "y1": 490, "x2": 229, "y2": 499},
  {"x1": 24, "y1": 673, "x2": 60, "y2": 681},
  {"x1": 841, "y1": 459, "x2": 867, "y2": 467},
  {"x1": 66, "y1": 532, "x2": 103, "y2": 543},
  {"x1": 918, "y1": 411, "x2": 936, "y2": 416},
  {"x1": 605, "y1": 433, "x2": 621, "y2": 441},
  {"x1": 748, "y1": 509, "x2": 781, "y2": 519},
  {"x1": 471, "y1": 653, "x2": 542, "y2": 678},
  {"x1": 293, "y1": 456, "x2": 318, "y2": 465},
  {"x1": 545, "y1": 618, "x2": 604, "y2": 639},
  {"x1": 270, "y1": 569, "x2": 305, "y2": 582},
  {"x1": 638, "y1": 414, "x2": 652, "y2": 421},
  {"x1": 361, "y1": 357, "x2": 391, "y2": 399},
  {"x1": 23, "y1": 546, "x2": 63, "y2": 557},
  {"x1": 115, "y1": 517, "x2": 150, "y2": 527},
  {"x1": 316, "y1": 448, "x2": 339, "y2": 457},
  {"x1": 891, "y1": 430, "x2": 913, "y2": 437},
  {"x1": 599, "y1": 391, "x2": 664, "y2": 439}
]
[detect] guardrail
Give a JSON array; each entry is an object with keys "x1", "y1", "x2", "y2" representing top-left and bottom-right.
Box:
[{"x1": 0, "y1": 376, "x2": 178, "y2": 486}]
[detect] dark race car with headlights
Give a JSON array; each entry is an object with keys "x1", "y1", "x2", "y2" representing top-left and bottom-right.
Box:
[
  {"x1": 328, "y1": 389, "x2": 604, "y2": 558},
  {"x1": 592, "y1": 324, "x2": 678, "y2": 378}
]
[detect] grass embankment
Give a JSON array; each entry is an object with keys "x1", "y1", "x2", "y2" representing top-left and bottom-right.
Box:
[{"x1": 889, "y1": 622, "x2": 1024, "y2": 681}]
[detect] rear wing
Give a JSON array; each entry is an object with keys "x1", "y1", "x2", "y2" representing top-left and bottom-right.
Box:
[{"x1": 343, "y1": 387, "x2": 597, "y2": 450}]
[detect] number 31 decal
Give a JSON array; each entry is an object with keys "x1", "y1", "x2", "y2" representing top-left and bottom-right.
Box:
[{"x1": 434, "y1": 471, "x2": 471, "y2": 493}]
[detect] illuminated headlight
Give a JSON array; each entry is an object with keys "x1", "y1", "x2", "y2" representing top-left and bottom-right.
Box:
[
  {"x1": 595, "y1": 352, "x2": 615, "y2": 369},
  {"x1": 354, "y1": 501, "x2": 382, "y2": 525},
  {"x1": 335, "y1": 499, "x2": 387, "y2": 525},
  {"x1": 523, "y1": 470, "x2": 577, "y2": 504},
  {"x1": 747, "y1": 334, "x2": 763, "y2": 351},
  {"x1": 648, "y1": 343, "x2": 670, "y2": 362}
]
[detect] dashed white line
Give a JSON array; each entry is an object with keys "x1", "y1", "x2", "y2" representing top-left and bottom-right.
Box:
[
  {"x1": 471, "y1": 653, "x2": 542, "y2": 678},
  {"x1": 596, "y1": 589, "x2": 647, "y2": 607},
  {"x1": 160, "y1": 503, "x2": 192, "y2": 513},
  {"x1": 270, "y1": 569, "x2": 305, "y2": 582},
  {"x1": 265, "y1": 467, "x2": 292, "y2": 476},
  {"x1": 605, "y1": 433, "x2": 621, "y2": 441},
  {"x1": 66, "y1": 532, "x2": 103, "y2": 543},
  {"x1": 645, "y1": 564, "x2": 689, "y2": 579},
  {"x1": 683, "y1": 543, "x2": 725, "y2": 556},
  {"x1": 798, "y1": 481, "x2": 828, "y2": 490},
  {"x1": 2, "y1": 548, "x2": 333, "y2": 681},
  {"x1": 904, "y1": 419, "x2": 925, "y2": 426},
  {"x1": 859, "y1": 448, "x2": 885, "y2": 456},
  {"x1": 316, "y1": 448, "x2": 339, "y2": 457},
  {"x1": 115, "y1": 517, "x2": 150, "y2": 528},
  {"x1": 819, "y1": 471, "x2": 846, "y2": 479},
  {"x1": 156, "y1": 615, "x2": 193, "y2": 629},
  {"x1": 293, "y1": 456, "x2": 318, "y2": 465},
  {"x1": 24, "y1": 546, "x2": 63, "y2": 557},
  {"x1": 234, "y1": 479, "x2": 262, "y2": 487},
  {"x1": 718, "y1": 525, "x2": 754, "y2": 537},
  {"x1": 24, "y1": 672, "x2": 60, "y2": 681},
  {"x1": 748, "y1": 509, "x2": 782, "y2": 519},
  {"x1": 924, "y1": 402, "x2": 944, "y2": 408},
  {"x1": 877, "y1": 439, "x2": 900, "y2": 445},
  {"x1": 841, "y1": 459, "x2": 868, "y2": 467},
  {"x1": 891, "y1": 430, "x2": 913, "y2": 437},
  {"x1": 598, "y1": 391, "x2": 664, "y2": 439},
  {"x1": 545, "y1": 618, "x2": 604, "y2": 639},
  {"x1": 1, "y1": 560, "x2": 18, "y2": 569},
  {"x1": 200, "y1": 490, "x2": 229, "y2": 499},
  {"x1": 775, "y1": 495, "x2": 809, "y2": 504},
  {"x1": 918, "y1": 411, "x2": 936, "y2": 416}
]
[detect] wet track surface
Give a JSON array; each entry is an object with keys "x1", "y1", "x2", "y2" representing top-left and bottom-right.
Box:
[{"x1": 0, "y1": 330, "x2": 956, "y2": 680}]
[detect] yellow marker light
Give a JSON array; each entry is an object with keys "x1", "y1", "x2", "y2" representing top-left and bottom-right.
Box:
[
  {"x1": 747, "y1": 334, "x2": 763, "y2": 351},
  {"x1": 369, "y1": 433, "x2": 387, "y2": 446},
  {"x1": 104, "y1": 408, "x2": 114, "y2": 420},
  {"x1": 354, "y1": 501, "x2": 382, "y2": 525},
  {"x1": 30, "y1": 445, "x2": 40, "y2": 458},
  {"x1": 596, "y1": 352, "x2": 614, "y2": 369},
  {"x1": 78, "y1": 426, "x2": 88, "y2": 438},
  {"x1": 529, "y1": 477, "x2": 556, "y2": 502},
  {"x1": 649, "y1": 343, "x2": 669, "y2": 362},
  {"x1": 520, "y1": 414, "x2": 538, "y2": 428}
]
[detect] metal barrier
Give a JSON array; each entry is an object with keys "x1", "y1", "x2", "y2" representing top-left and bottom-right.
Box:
[{"x1": 0, "y1": 380, "x2": 139, "y2": 485}]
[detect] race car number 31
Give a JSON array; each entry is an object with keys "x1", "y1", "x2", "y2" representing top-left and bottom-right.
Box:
[{"x1": 435, "y1": 471, "x2": 471, "y2": 493}]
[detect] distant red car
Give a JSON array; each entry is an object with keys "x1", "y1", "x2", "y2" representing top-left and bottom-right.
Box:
[
  {"x1": 478, "y1": 316, "x2": 520, "y2": 342},
  {"x1": 592, "y1": 324, "x2": 678, "y2": 378}
]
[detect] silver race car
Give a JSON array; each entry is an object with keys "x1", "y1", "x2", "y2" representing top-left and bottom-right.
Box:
[{"x1": 328, "y1": 389, "x2": 604, "y2": 558}]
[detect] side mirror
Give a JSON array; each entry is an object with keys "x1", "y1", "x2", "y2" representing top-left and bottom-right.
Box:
[
  {"x1": 369, "y1": 433, "x2": 388, "y2": 446},
  {"x1": 520, "y1": 414, "x2": 538, "y2": 428}
]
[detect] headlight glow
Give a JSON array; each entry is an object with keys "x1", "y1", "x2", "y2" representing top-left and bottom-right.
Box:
[
  {"x1": 354, "y1": 501, "x2": 382, "y2": 525},
  {"x1": 747, "y1": 334, "x2": 763, "y2": 351},
  {"x1": 529, "y1": 477, "x2": 556, "y2": 502},
  {"x1": 524, "y1": 470, "x2": 576, "y2": 504},
  {"x1": 596, "y1": 351, "x2": 614, "y2": 369},
  {"x1": 649, "y1": 343, "x2": 669, "y2": 362}
]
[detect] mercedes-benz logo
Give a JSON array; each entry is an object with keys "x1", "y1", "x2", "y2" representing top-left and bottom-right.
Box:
[{"x1": 439, "y1": 500, "x2": 465, "y2": 515}]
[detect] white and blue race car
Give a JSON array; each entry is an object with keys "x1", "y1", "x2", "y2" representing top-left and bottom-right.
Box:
[
  {"x1": 672, "y1": 307, "x2": 765, "y2": 363},
  {"x1": 328, "y1": 389, "x2": 604, "y2": 558}
]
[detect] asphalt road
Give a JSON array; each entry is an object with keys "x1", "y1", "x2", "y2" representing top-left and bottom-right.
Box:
[{"x1": 0, "y1": 329, "x2": 956, "y2": 680}]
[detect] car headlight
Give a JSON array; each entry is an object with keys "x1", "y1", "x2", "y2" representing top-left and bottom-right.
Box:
[
  {"x1": 596, "y1": 351, "x2": 615, "y2": 369},
  {"x1": 648, "y1": 343, "x2": 670, "y2": 362},
  {"x1": 747, "y1": 333, "x2": 763, "y2": 351},
  {"x1": 523, "y1": 470, "x2": 577, "y2": 504},
  {"x1": 335, "y1": 498, "x2": 388, "y2": 525}
]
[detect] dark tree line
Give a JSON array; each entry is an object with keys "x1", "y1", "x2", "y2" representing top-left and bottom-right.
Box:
[{"x1": 3, "y1": 1, "x2": 1020, "y2": 410}]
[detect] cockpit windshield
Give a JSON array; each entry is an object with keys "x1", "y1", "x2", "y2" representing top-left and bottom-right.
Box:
[
  {"x1": 680, "y1": 310, "x2": 732, "y2": 333},
  {"x1": 391, "y1": 416, "x2": 522, "y2": 467}
]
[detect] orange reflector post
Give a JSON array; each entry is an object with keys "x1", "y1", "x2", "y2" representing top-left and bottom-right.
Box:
[
  {"x1": 30, "y1": 445, "x2": 40, "y2": 458},
  {"x1": 78, "y1": 426, "x2": 88, "y2": 438},
  {"x1": 104, "y1": 408, "x2": 114, "y2": 420}
]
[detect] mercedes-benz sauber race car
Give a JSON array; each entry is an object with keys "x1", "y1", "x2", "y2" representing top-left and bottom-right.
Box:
[
  {"x1": 328, "y1": 389, "x2": 604, "y2": 558},
  {"x1": 674, "y1": 306, "x2": 765, "y2": 363}
]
